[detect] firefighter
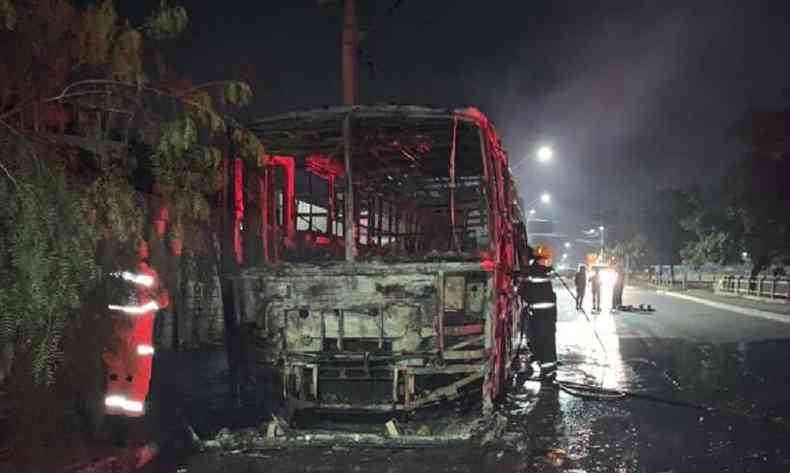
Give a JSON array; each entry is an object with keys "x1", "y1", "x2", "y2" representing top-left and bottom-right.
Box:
[
  {"x1": 574, "y1": 264, "x2": 587, "y2": 311},
  {"x1": 520, "y1": 246, "x2": 558, "y2": 377},
  {"x1": 589, "y1": 267, "x2": 602, "y2": 312},
  {"x1": 104, "y1": 240, "x2": 169, "y2": 418}
]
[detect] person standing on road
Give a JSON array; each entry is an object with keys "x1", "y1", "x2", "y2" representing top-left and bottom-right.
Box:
[
  {"x1": 612, "y1": 264, "x2": 625, "y2": 310},
  {"x1": 574, "y1": 264, "x2": 587, "y2": 311},
  {"x1": 590, "y1": 267, "x2": 602, "y2": 312}
]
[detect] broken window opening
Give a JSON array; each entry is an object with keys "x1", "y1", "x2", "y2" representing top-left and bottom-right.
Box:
[{"x1": 252, "y1": 113, "x2": 497, "y2": 265}]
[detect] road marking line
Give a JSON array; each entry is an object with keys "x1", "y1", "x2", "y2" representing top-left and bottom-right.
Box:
[{"x1": 659, "y1": 291, "x2": 790, "y2": 324}]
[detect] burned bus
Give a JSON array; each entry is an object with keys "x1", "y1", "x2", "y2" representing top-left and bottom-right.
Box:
[{"x1": 236, "y1": 105, "x2": 531, "y2": 414}]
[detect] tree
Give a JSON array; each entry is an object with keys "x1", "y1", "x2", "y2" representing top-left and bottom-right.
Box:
[
  {"x1": 609, "y1": 233, "x2": 650, "y2": 270},
  {"x1": 634, "y1": 189, "x2": 696, "y2": 267},
  {"x1": 679, "y1": 191, "x2": 741, "y2": 270},
  {"x1": 681, "y1": 107, "x2": 790, "y2": 276},
  {"x1": 728, "y1": 153, "x2": 790, "y2": 275},
  {"x1": 0, "y1": 1, "x2": 262, "y2": 468}
]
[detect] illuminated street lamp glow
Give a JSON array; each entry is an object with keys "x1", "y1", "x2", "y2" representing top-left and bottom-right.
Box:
[
  {"x1": 599, "y1": 225, "x2": 605, "y2": 231},
  {"x1": 742, "y1": 251, "x2": 749, "y2": 259},
  {"x1": 562, "y1": 253, "x2": 568, "y2": 259},
  {"x1": 540, "y1": 192, "x2": 551, "y2": 204},
  {"x1": 564, "y1": 242, "x2": 571, "y2": 248},
  {"x1": 529, "y1": 208, "x2": 536, "y2": 216},
  {"x1": 537, "y1": 146, "x2": 554, "y2": 162}
]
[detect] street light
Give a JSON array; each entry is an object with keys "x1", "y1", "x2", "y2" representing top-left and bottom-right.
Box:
[
  {"x1": 512, "y1": 145, "x2": 555, "y2": 173},
  {"x1": 562, "y1": 253, "x2": 568, "y2": 259},
  {"x1": 525, "y1": 192, "x2": 552, "y2": 210},
  {"x1": 525, "y1": 192, "x2": 551, "y2": 222},
  {"x1": 564, "y1": 242, "x2": 571, "y2": 249},
  {"x1": 537, "y1": 145, "x2": 553, "y2": 163}
]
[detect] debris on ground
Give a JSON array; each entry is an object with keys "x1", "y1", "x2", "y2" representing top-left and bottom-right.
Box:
[
  {"x1": 203, "y1": 427, "x2": 471, "y2": 452},
  {"x1": 212, "y1": 427, "x2": 259, "y2": 451},
  {"x1": 619, "y1": 304, "x2": 655, "y2": 313},
  {"x1": 385, "y1": 419, "x2": 401, "y2": 438},
  {"x1": 264, "y1": 415, "x2": 289, "y2": 439},
  {"x1": 476, "y1": 412, "x2": 508, "y2": 446},
  {"x1": 265, "y1": 422, "x2": 278, "y2": 439},
  {"x1": 195, "y1": 404, "x2": 516, "y2": 455},
  {"x1": 261, "y1": 414, "x2": 288, "y2": 438},
  {"x1": 186, "y1": 425, "x2": 204, "y2": 452},
  {"x1": 543, "y1": 447, "x2": 566, "y2": 467}
]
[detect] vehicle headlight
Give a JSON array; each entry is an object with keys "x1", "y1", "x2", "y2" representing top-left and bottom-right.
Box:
[{"x1": 601, "y1": 269, "x2": 617, "y2": 289}]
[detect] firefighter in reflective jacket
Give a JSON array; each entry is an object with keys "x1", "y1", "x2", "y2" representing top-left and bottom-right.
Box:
[
  {"x1": 103, "y1": 240, "x2": 169, "y2": 417},
  {"x1": 519, "y1": 246, "x2": 558, "y2": 375}
]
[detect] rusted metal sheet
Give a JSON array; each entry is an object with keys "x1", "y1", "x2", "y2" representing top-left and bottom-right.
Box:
[
  {"x1": 443, "y1": 324, "x2": 484, "y2": 336},
  {"x1": 443, "y1": 274, "x2": 466, "y2": 311},
  {"x1": 413, "y1": 372, "x2": 485, "y2": 407},
  {"x1": 409, "y1": 364, "x2": 483, "y2": 375},
  {"x1": 442, "y1": 350, "x2": 485, "y2": 360}
]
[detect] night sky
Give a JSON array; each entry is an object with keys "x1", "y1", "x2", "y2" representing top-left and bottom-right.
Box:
[{"x1": 125, "y1": 0, "x2": 790, "y2": 236}]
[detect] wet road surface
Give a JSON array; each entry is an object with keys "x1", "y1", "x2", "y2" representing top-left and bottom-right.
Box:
[{"x1": 147, "y1": 284, "x2": 790, "y2": 472}]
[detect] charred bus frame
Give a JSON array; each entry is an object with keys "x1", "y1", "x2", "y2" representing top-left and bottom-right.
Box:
[{"x1": 233, "y1": 106, "x2": 530, "y2": 414}]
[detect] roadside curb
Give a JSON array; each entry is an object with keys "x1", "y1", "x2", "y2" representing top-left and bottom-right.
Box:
[{"x1": 656, "y1": 290, "x2": 790, "y2": 324}]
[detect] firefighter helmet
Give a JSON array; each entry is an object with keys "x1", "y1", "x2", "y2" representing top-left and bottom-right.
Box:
[{"x1": 533, "y1": 245, "x2": 554, "y2": 266}]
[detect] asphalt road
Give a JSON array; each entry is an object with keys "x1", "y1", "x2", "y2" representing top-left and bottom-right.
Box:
[
  {"x1": 516, "y1": 282, "x2": 790, "y2": 472},
  {"x1": 147, "y1": 284, "x2": 790, "y2": 473}
]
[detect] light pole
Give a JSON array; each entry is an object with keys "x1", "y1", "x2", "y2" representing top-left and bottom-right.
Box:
[
  {"x1": 599, "y1": 225, "x2": 605, "y2": 259},
  {"x1": 525, "y1": 192, "x2": 551, "y2": 221},
  {"x1": 526, "y1": 192, "x2": 551, "y2": 209},
  {"x1": 511, "y1": 145, "x2": 555, "y2": 173}
]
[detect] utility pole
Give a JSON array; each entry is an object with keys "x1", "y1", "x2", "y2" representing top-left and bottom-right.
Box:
[
  {"x1": 320, "y1": 0, "x2": 359, "y2": 105},
  {"x1": 342, "y1": 0, "x2": 359, "y2": 105}
]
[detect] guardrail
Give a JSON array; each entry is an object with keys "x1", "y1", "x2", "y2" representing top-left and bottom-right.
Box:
[
  {"x1": 635, "y1": 270, "x2": 790, "y2": 303},
  {"x1": 717, "y1": 274, "x2": 790, "y2": 301},
  {"x1": 641, "y1": 273, "x2": 718, "y2": 290}
]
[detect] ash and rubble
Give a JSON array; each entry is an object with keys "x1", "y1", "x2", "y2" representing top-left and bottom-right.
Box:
[{"x1": 203, "y1": 407, "x2": 508, "y2": 453}]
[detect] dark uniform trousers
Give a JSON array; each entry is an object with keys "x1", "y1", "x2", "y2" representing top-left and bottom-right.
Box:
[{"x1": 520, "y1": 265, "x2": 558, "y2": 364}]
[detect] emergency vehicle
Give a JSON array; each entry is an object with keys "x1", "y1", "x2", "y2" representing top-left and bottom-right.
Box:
[{"x1": 227, "y1": 105, "x2": 554, "y2": 414}]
